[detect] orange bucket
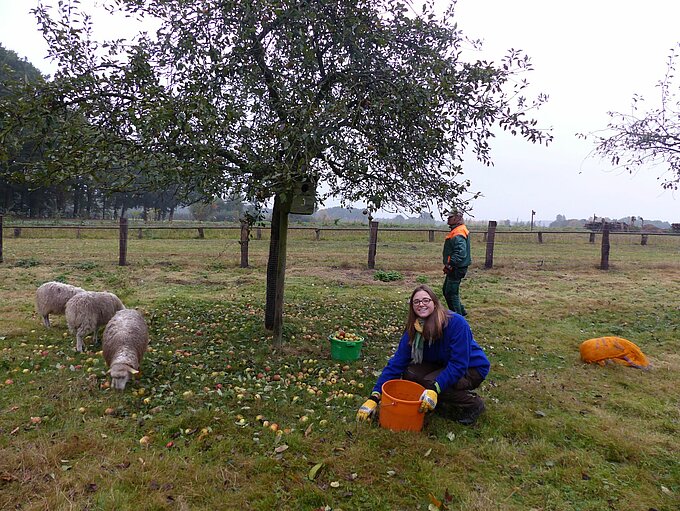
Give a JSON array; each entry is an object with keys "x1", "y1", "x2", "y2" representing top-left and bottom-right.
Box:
[{"x1": 379, "y1": 379, "x2": 426, "y2": 432}]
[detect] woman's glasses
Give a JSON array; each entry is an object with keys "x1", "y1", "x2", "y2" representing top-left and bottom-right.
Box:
[{"x1": 412, "y1": 298, "x2": 433, "y2": 306}]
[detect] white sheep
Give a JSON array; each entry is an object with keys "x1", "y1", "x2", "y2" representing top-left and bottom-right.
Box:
[
  {"x1": 65, "y1": 291, "x2": 125, "y2": 352},
  {"x1": 102, "y1": 309, "x2": 149, "y2": 390},
  {"x1": 35, "y1": 281, "x2": 85, "y2": 327}
]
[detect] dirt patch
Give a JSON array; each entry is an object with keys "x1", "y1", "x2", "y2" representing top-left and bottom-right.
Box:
[
  {"x1": 288, "y1": 267, "x2": 440, "y2": 289},
  {"x1": 274, "y1": 342, "x2": 324, "y2": 359},
  {"x1": 288, "y1": 267, "x2": 377, "y2": 284},
  {"x1": 154, "y1": 261, "x2": 177, "y2": 267},
  {"x1": 161, "y1": 277, "x2": 227, "y2": 287}
]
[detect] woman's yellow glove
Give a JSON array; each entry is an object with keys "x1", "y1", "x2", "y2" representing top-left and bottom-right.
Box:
[
  {"x1": 356, "y1": 392, "x2": 381, "y2": 421},
  {"x1": 419, "y1": 389, "x2": 438, "y2": 413}
]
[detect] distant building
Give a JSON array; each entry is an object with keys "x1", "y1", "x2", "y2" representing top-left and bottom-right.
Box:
[{"x1": 584, "y1": 220, "x2": 629, "y2": 232}]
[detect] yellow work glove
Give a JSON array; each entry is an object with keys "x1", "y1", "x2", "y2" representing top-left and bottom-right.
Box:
[
  {"x1": 419, "y1": 389, "x2": 438, "y2": 413},
  {"x1": 356, "y1": 392, "x2": 381, "y2": 421}
]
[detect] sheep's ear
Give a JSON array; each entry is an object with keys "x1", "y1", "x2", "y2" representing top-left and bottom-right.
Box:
[{"x1": 129, "y1": 368, "x2": 139, "y2": 375}]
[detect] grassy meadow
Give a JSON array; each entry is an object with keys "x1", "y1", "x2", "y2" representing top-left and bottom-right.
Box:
[{"x1": 0, "y1": 225, "x2": 679, "y2": 510}]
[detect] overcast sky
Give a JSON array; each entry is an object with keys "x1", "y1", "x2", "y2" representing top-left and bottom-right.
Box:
[
  {"x1": 1, "y1": 0, "x2": 678, "y2": 222},
  {"x1": 449, "y1": 0, "x2": 679, "y2": 223}
]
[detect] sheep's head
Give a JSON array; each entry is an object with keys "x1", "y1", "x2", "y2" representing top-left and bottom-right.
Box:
[{"x1": 108, "y1": 364, "x2": 139, "y2": 390}]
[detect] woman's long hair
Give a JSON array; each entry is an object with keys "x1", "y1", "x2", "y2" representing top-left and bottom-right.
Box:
[{"x1": 405, "y1": 285, "x2": 450, "y2": 344}]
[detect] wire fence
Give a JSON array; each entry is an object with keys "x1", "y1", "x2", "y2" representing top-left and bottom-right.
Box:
[{"x1": 1, "y1": 216, "x2": 679, "y2": 270}]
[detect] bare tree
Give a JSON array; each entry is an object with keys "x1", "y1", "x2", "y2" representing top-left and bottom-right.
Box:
[{"x1": 586, "y1": 44, "x2": 680, "y2": 190}]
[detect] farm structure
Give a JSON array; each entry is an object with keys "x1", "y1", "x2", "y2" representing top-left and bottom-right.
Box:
[{"x1": 583, "y1": 220, "x2": 630, "y2": 232}]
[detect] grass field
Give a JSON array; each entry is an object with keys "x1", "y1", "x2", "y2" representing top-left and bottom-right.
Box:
[{"x1": 1, "y1": 229, "x2": 679, "y2": 510}]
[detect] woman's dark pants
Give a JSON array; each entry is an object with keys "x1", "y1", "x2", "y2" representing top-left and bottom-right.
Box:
[{"x1": 403, "y1": 362, "x2": 485, "y2": 422}]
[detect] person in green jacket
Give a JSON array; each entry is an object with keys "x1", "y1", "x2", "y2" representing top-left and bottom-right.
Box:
[{"x1": 442, "y1": 211, "x2": 471, "y2": 316}]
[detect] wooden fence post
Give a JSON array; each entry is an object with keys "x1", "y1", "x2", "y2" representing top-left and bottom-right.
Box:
[
  {"x1": 641, "y1": 234, "x2": 648, "y2": 246},
  {"x1": 14, "y1": 227, "x2": 21, "y2": 238},
  {"x1": 484, "y1": 221, "x2": 497, "y2": 269},
  {"x1": 428, "y1": 229, "x2": 435, "y2": 242},
  {"x1": 589, "y1": 232, "x2": 595, "y2": 243},
  {"x1": 599, "y1": 225, "x2": 610, "y2": 270},
  {"x1": 197, "y1": 227, "x2": 205, "y2": 239},
  {"x1": 537, "y1": 231, "x2": 543, "y2": 244},
  {"x1": 76, "y1": 227, "x2": 81, "y2": 239},
  {"x1": 0, "y1": 215, "x2": 3, "y2": 263},
  {"x1": 315, "y1": 228, "x2": 320, "y2": 241},
  {"x1": 119, "y1": 216, "x2": 128, "y2": 266},
  {"x1": 368, "y1": 220, "x2": 379, "y2": 269},
  {"x1": 138, "y1": 228, "x2": 143, "y2": 239},
  {"x1": 256, "y1": 227, "x2": 262, "y2": 240},
  {"x1": 483, "y1": 232, "x2": 487, "y2": 243},
  {"x1": 240, "y1": 220, "x2": 249, "y2": 268}
]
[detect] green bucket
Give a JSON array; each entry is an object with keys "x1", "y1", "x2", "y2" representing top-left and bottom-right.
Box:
[{"x1": 328, "y1": 334, "x2": 364, "y2": 361}]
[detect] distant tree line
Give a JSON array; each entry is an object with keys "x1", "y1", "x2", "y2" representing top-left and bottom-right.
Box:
[{"x1": 0, "y1": 44, "x2": 190, "y2": 220}]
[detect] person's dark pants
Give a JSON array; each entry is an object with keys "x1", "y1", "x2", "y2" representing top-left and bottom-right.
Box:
[
  {"x1": 403, "y1": 362, "x2": 484, "y2": 412},
  {"x1": 443, "y1": 267, "x2": 468, "y2": 316}
]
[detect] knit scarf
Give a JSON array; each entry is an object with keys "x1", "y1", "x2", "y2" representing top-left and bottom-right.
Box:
[{"x1": 411, "y1": 318, "x2": 428, "y2": 364}]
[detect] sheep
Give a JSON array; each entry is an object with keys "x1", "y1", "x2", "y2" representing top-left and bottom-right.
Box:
[
  {"x1": 102, "y1": 309, "x2": 149, "y2": 390},
  {"x1": 64, "y1": 291, "x2": 125, "y2": 352},
  {"x1": 35, "y1": 281, "x2": 86, "y2": 327}
]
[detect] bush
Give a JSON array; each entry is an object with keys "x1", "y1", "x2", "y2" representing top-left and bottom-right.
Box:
[
  {"x1": 373, "y1": 270, "x2": 403, "y2": 282},
  {"x1": 13, "y1": 258, "x2": 40, "y2": 268}
]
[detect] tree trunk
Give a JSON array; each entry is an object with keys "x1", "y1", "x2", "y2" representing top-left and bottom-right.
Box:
[
  {"x1": 265, "y1": 193, "x2": 291, "y2": 347},
  {"x1": 27, "y1": 191, "x2": 39, "y2": 218},
  {"x1": 72, "y1": 182, "x2": 80, "y2": 218},
  {"x1": 2, "y1": 186, "x2": 13, "y2": 212},
  {"x1": 55, "y1": 187, "x2": 65, "y2": 216},
  {"x1": 86, "y1": 186, "x2": 94, "y2": 219}
]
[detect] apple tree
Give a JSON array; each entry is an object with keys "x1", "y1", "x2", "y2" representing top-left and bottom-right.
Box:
[{"x1": 3, "y1": 0, "x2": 552, "y2": 345}]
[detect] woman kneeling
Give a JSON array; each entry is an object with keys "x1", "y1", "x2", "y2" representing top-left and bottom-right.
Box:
[{"x1": 357, "y1": 285, "x2": 490, "y2": 425}]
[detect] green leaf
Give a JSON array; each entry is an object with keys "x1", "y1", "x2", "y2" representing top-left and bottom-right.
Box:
[{"x1": 308, "y1": 462, "x2": 324, "y2": 480}]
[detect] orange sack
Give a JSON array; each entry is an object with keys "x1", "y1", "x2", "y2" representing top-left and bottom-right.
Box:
[{"x1": 579, "y1": 336, "x2": 649, "y2": 369}]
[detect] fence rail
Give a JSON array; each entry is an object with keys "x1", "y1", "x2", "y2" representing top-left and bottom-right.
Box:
[
  {"x1": 1, "y1": 215, "x2": 678, "y2": 269},
  {"x1": 3, "y1": 222, "x2": 679, "y2": 236}
]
